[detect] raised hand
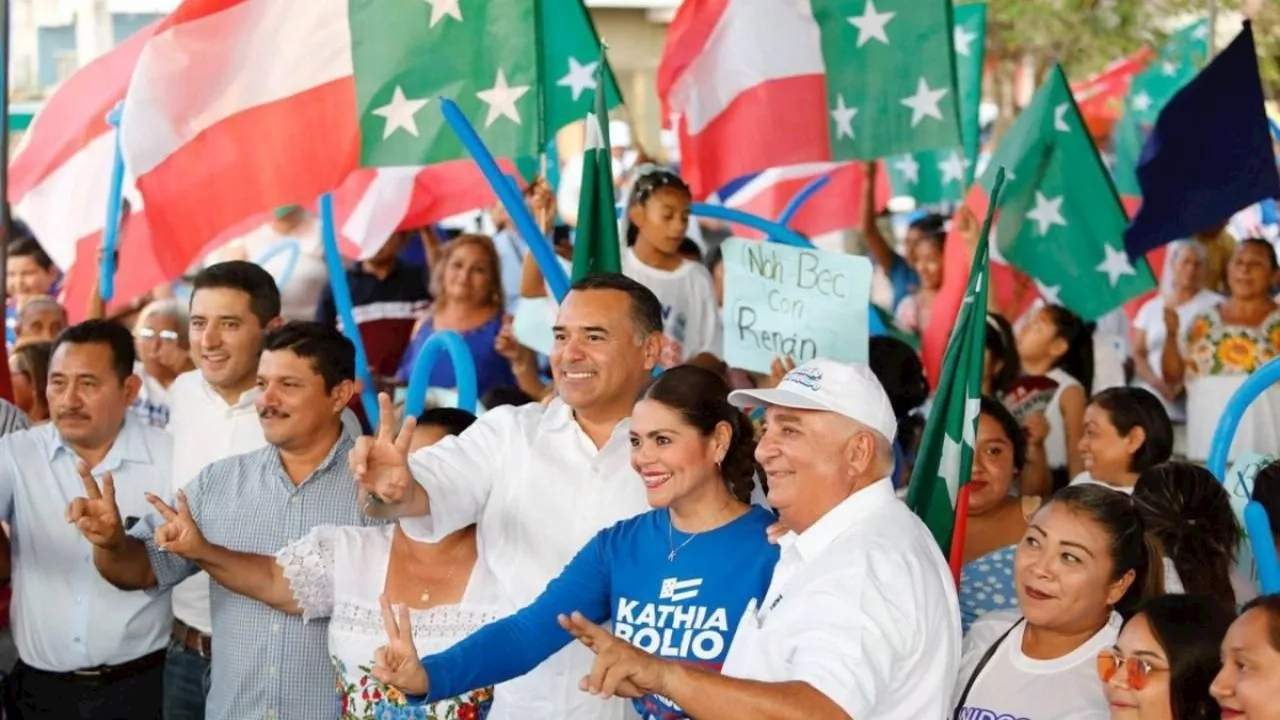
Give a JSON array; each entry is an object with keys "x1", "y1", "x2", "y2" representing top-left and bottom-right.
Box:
[
  {"x1": 147, "y1": 491, "x2": 208, "y2": 560},
  {"x1": 371, "y1": 594, "x2": 429, "y2": 696},
  {"x1": 559, "y1": 612, "x2": 663, "y2": 699},
  {"x1": 349, "y1": 393, "x2": 416, "y2": 509},
  {"x1": 66, "y1": 462, "x2": 127, "y2": 550}
]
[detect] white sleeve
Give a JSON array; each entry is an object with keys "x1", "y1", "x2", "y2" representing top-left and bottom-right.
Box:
[
  {"x1": 276, "y1": 525, "x2": 342, "y2": 622},
  {"x1": 685, "y1": 265, "x2": 723, "y2": 358},
  {"x1": 398, "y1": 405, "x2": 517, "y2": 542}
]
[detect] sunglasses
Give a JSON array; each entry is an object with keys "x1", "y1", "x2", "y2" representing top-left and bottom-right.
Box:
[
  {"x1": 1096, "y1": 650, "x2": 1168, "y2": 690},
  {"x1": 136, "y1": 328, "x2": 180, "y2": 343}
]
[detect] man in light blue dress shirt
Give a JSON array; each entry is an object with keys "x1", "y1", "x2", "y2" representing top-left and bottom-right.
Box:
[
  {"x1": 72, "y1": 322, "x2": 378, "y2": 720},
  {"x1": 0, "y1": 320, "x2": 173, "y2": 719}
]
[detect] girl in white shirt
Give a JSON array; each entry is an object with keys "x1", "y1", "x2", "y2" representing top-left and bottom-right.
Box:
[
  {"x1": 620, "y1": 167, "x2": 722, "y2": 367},
  {"x1": 1072, "y1": 387, "x2": 1174, "y2": 494},
  {"x1": 1101, "y1": 594, "x2": 1235, "y2": 720},
  {"x1": 1017, "y1": 304, "x2": 1093, "y2": 488},
  {"x1": 954, "y1": 484, "x2": 1164, "y2": 720}
]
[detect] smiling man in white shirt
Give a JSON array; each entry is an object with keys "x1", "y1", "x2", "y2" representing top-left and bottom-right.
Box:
[
  {"x1": 352, "y1": 273, "x2": 663, "y2": 720},
  {"x1": 559, "y1": 358, "x2": 961, "y2": 719}
]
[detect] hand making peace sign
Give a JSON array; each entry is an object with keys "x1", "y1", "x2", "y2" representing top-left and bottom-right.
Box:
[
  {"x1": 65, "y1": 462, "x2": 127, "y2": 551},
  {"x1": 349, "y1": 393, "x2": 417, "y2": 509},
  {"x1": 558, "y1": 611, "x2": 666, "y2": 699},
  {"x1": 371, "y1": 593, "x2": 429, "y2": 696},
  {"x1": 145, "y1": 491, "x2": 209, "y2": 561}
]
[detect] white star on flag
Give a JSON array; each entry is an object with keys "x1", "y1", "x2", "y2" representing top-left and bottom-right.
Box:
[
  {"x1": 1132, "y1": 91, "x2": 1153, "y2": 113},
  {"x1": 938, "y1": 433, "x2": 963, "y2": 498},
  {"x1": 557, "y1": 57, "x2": 598, "y2": 102},
  {"x1": 1095, "y1": 244, "x2": 1137, "y2": 287},
  {"x1": 900, "y1": 77, "x2": 949, "y2": 127},
  {"x1": 938, "y1": 151, "x2": 969, "y2": 185},
  {"x1": 953, "y1": 24, "x2": 978, "y2": 56},
  {"x1": 1034, "y1": 279, "x2": 1062, "y2": 305},
  {"x1": 1053, "y1": 103, "x2": 1071, "y2": 133},
  {"x1": 848, "y1": 0, "x2": 896, "y2": 47},
  {"x1": 1162, "y1": 60, "x2": 1179, "y2": 76},
  {"x1": 423, "y1": 0, "x2": 462, "y2": 28},
  {"x1": 1026, "y1": 192, "x2": 1067, "y2": 236},
  {"x1": 830, "y1": 95, "x2": 858, "y2": 139},
  {"x1": 476, "y1": 69, "x2": 531, "y2": 127},
  {"x1": 371, "y1": 86, "x2": 430, "y2": 139},
  {"x1": 894, "y1": 155, "x2": 920, "y2": 185}
]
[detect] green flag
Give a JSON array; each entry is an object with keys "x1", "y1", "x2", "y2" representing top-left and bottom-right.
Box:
[
  {"x1": 906, "y1": 172, "x2": 1000, "y2": 559},
  {"x1": 351, "y1": 0, "x2": 622, "y2": 168},
  {"x1": 1111, "y1": 20, "x2": 1210, "y2": 197},
  {"x1": 813, "y1": 0, "x2": 962, "y2": 161},
  {"x1": 571, "y1": 54, "x2": 622, "y2": 281},
  {"x1": 887, "y1": 2, "x2": 985, "y2": 205},
  {"x1": 980, "y1": 65, "x2": 1155, "y2": 321}
]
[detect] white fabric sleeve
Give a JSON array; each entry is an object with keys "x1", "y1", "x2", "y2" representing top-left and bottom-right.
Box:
[
  {"x1": 276, "y1": 525, "x2": 341, "y2": 622},
  {"x1": 398, "y1": 405, "x2": 516, "y2": 542}
]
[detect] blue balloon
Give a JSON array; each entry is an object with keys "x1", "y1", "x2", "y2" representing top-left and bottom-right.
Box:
[
  {"x1": 403, "y1": 330, "x2": 478, "y2": 420},
  {"x1": 1208, "y1": 355, "x2": 1280, "y2": 594},
  {"x1": 690, "y1": 203, "x2": 813, "y2": 248},
  {"x1": 776, "y1": 173, "x2": 832, "y2": 227},
  {"x1": 318, "y1": 193, "x2": 380, "y2": 428},
  {"x1": 252, "y1": 240, "x2": 302, "y2": 290},
  {"x1": 439, "y1": 99, "x2": 570, "y2": 302},
  {"x1": 100, "y1": 101, "x2": 126, "y2": 302}
]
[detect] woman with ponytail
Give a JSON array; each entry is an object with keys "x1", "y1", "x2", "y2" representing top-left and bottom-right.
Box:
[
  {"x1": 954, "y1": 484, "x2": 1164, "y2": 719},
  {"x1": 1133, "y1": 462, "x2": 1255, "y2": 608},
  {"x1": 400, "y1": 365, "x2": 778, "y2": 720}
]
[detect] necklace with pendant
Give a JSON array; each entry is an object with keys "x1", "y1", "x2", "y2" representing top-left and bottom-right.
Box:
[
  {"x1": 666, "y1": 499, "x2": 738, "y2": 562},
  {"x1": 399, "y1": 533, "x2": 466, "y2": 604}
]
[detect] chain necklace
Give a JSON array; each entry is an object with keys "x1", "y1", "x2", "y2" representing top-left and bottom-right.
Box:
[
  {"x1": 396, "y1": 531, "x2": 469, "y2": 604},
  {"x1": 666, "y1": 499, "x2": 735, "y2": 562}
]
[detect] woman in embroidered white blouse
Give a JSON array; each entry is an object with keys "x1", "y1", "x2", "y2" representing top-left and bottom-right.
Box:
[{"x1": 148, "y1": 406, "x2": 502, "y2": 720}]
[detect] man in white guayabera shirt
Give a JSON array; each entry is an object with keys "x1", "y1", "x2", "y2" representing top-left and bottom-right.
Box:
[
  {"x1": 352, "y1": 273, "x2": 663, "y2": 720},
  {"x1": 558, "y1": 359, "x2": 961, "y2": 719}
]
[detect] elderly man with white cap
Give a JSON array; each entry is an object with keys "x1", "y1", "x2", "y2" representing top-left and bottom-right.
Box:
[{"x1": 558, "y1": 358, "x2": 961, "y2": 719}]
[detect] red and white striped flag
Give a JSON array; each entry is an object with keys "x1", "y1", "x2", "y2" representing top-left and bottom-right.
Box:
[
  {"x1": 658, "y1": 0, "x2": 831, "y2": 200},
  {"x1": 720, "y1": 162, "x2": 890, "y2": 240}
]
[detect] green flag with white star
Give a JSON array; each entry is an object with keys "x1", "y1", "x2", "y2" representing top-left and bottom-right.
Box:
[
  {"x1": 1111, "y1": 20, "x2": 1210, "y2": 197},
  {"x1": 813, "y1": 0, "x2": 962, "y2": 161},
  {"x1": 982, "y1": 65, "x2": 1155, "y2": 321},
  {"x1": 887, "y1": 2, "x2": 985, "y2": 205},
  {"x1": 351, "y1": 0, "x2": 622, "y2": 168},
  {"x1": 906, "y1": 173, "x2": 997, "y2": 562}
]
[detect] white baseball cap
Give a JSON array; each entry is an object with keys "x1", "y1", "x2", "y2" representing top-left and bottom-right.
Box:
[{"x1": 728, "y1": 358, "x2": 898, "y2": 443}]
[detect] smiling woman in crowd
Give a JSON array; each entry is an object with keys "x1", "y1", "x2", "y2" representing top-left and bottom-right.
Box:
[
  {"x1": 1072, "y1": 387, "x2": 1174, "y2": 494},
  {"x1": 1210, "y1": 594, "x2": 1280, "y2": 720},
  {"x1": 953, "y1": 484, "x2": 1164, "y2": 719}
]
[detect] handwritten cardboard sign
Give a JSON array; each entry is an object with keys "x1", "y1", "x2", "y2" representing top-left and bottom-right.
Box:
[{"x1": 721, "y1": 238, "x2": 872, "y2": 374}]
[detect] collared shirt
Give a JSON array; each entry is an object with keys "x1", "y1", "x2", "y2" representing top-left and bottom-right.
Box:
[
  {"x1": 721, "y1": 478, "x2": 961, "y2": 720},
  {"x1": 131, "y1": 432, "x2": 375, "y2": 720},
  {"x1": 0, "y1": 416, "x2": 173, "y2": 671},
  {"x1": 400, "y1": 398, "x2": 648, "y2": 720},
  {"x1": 166, "y1": 370, "x2": 364, "y2": 634},
  {"x1": 0, "y1": 399, "x2": 30, "y2": 437}
]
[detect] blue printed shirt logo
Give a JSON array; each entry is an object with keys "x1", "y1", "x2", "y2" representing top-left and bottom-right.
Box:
[{"x1": 784, "y1": 366, "x2": 823, "y2": 392}]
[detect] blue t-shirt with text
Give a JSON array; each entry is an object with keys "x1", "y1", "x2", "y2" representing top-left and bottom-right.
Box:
[{"x1": 420, "y1": 505, "x2": 779, "y2": 720}]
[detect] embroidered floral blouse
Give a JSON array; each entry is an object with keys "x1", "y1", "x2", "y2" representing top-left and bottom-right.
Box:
[
  {"x1": 1184, "y1": 305, "x2": 1280, "y2": 378},
  {"x1": 276, "y1": 524, "x2": 503, "y2": 720}
]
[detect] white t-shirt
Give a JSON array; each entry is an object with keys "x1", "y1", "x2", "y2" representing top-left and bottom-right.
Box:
[
  {"x1": 722, "y1": 479, "x2": 960, "y2": 719},
  {"x1": 1132, "y1": 289, "x2": 1223, "y2": 421},
  {"x1": 622, "y1": 248, "x2": 722, "y2": 364},
  {"x1": 955, "y1": 610, "x2": 1118, "y2": 720},
  {"x1": 1044, "y1": 367, "x2": 1083, "y2": 472}
]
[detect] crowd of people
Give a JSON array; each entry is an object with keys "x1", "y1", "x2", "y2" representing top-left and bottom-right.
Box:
[{"x1": 0, "y1": 153, "x2": 1278, "y2": 720}]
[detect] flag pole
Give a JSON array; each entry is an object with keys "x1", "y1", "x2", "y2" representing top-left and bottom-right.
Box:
[
  {"x1": 1208, "y1": 0, "x2": 1219, "y2": 56},
  {"x1": 0, "y1": 0, "x2": 12, "y2": 314}
]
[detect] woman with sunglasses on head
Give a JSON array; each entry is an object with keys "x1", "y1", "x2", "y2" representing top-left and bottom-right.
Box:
[
  {"x1": 953, "y1": 484, "x2": 1164, "y2": 719},
  {"x1": 1100, "y1": 594, "x2": 1235, "y2": 720},
  {"x1": 620, "y1": 167, "x2": 722, "y2": 368},
  {"x1": 1210, "y1": 594, "x2": 1280, "y2": 720}
]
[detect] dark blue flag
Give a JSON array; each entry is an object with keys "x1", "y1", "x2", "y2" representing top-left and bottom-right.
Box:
[{"x1": 1124, "y1": 22, "x2": 1280, "y2": 258}]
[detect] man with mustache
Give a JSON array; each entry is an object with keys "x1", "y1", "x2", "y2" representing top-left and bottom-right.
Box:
[
  {"x1": 352, "y1": 273, "x2": 662, "y2": 720},
  {"x1": 0, "y1": 320, "x2": 173, "y2": 719},
  {"x1": 162, "y1": 262, "x2": 361, "y2": 720},
  {"x1": 71, "y1": 321, "x2": 376, "y2": 720}
]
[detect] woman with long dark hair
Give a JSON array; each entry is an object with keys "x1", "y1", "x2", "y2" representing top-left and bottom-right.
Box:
[
  {"x1": 1100, "y1": 594, "x2": 1235, "y2": 720},
  {"x1": 369, "y1": 365, "x2": 777, "y2": 720}
]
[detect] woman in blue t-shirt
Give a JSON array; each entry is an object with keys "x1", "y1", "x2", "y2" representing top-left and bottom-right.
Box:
[{"x1": 377, "y1": 365, "x2": 779, "y2": 720}]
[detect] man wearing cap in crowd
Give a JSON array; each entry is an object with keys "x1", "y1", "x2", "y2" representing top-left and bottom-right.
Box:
[{"x1": 559, "y1": 358, "x2": 960, "y2": 719}]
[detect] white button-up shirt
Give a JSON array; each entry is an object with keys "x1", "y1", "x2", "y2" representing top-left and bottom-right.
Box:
[
  {"x1": 167, "y1": 370, "x2": 364, "y2": 633},
  {"x1": 721, "y1": 478, "x2": 961, "y2": 719},
  {"x1": 400, "y1": 398, "x2": 648, "y2": 720},
  {"x1": 0, "y1": 416, "x2": 174, "y2": 671}
]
